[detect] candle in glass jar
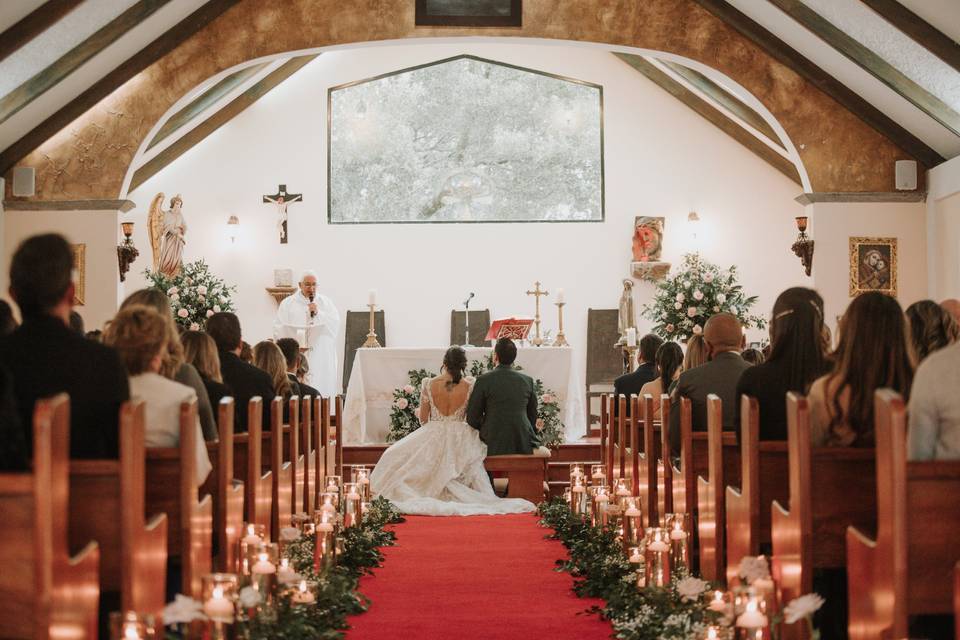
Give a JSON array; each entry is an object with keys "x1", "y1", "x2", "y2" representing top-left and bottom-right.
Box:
[
  {"x1": 705, "y1": 627, "x2": 720, "y2": 640},
  {"x1": 647, "y1": 538, "x2": 669, "y2": 553},
  {"x1": 670, "y1": 523, "x2": 687, "y2": 540},
  {"x1": 243, "y1": 524, "x2": 261, "y2": 545},
  {"x1": 735, "y1": 598, "x2": 768, "y2": 628},
  {"x1": 628, "y1": 547, "x2": 643, "y2": 564},
  {"x1": 292, "y1": 580, "x2": 315, "y2": 604},
  {"x1": 252, "y1": 552, "x2": 276, "y2": 575},
  {"x1": 347, "y1": 490, "x2": 361, "y2": 500},
  {"x1": 203, "y1": 586, "x2": 234, "y2": 620},
  {"x1": 278, "y1": 558, "x2": 297, "y2": 584},
  {"x1": 572, "y1": 484, "x2": 585, "y2": 493},
  {"x1": 708, "y1": 590, "x2": 727, "y2": 612},
  {"x1": 624, "y1": 504, "x2": 641, "y2": 517},
  {"x1": 627, "y1": 327, "x2": 637, "y2": 347}
]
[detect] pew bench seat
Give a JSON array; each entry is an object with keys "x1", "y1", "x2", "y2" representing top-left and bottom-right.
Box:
[{"x1": 486, "y1": 448, "x2": 551, "y2": 504}]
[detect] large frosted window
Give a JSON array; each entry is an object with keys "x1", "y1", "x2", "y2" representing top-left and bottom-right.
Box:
[{"x1": 328, "y1": 55, "x2": 604, "y2": 224}]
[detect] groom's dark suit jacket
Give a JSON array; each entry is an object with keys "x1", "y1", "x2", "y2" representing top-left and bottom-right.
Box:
[{"x1": 466, "y1": 365, "x2": 542, "y2": 456}]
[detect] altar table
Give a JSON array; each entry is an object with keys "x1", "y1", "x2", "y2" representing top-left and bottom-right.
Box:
[{"x1": 343, "y1": 346, "x2": 586, "y2": 444}]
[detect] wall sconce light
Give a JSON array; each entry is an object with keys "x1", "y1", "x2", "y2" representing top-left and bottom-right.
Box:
[
  {"x1": 791, "y1": 216, "x2": 814, "y2": 276},
  {"x1": 227, "y1": 215, "x2": 239, "y2": 243},
  {"x1": 687, "y1": 211, "x2": 700, "y2": 241},
  {"x1": 117, "y1": 221, "x2": 139, "y2": 282}
]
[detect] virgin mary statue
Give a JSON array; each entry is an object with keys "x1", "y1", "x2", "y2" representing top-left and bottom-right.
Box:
[{"x1": 148, "y1": 193, "x2": 187, "y2": 278}]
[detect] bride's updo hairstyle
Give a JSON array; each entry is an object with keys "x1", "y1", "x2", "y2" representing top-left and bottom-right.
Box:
[{"x1": 443, "y1": 346, "x2": 468, "y2": 386}]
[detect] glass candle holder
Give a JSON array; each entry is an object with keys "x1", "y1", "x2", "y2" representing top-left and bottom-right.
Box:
[
  {"x1": 707, "y1": 588, "x2": 732, "y2": 616},
  {"x1": 314, "y1": 524, "x2": 337, "y2": 576},
  {"x1": 665, "y1": 513, "x2": 691, "y2": 570},
  {"x1": 352, "y1": 466, "x2": 371, "y2": 501},
  {"x1": 613, "y1": 477, "x2": 632, "y2": 507},
  {"x1": 318, "y1": 491, "x2": 340, "y2": 518},
  {"x1": 570, "y1": 476, "x2": 589, "y2": 517},
  {"x1": 569, "y1": 463, "x2": 585, "y2": 488},
  {"x1": 590, "y1": 464, "x2": 607, "y2": 485},
  {"x1": 109, "y1": 611, "x2": 156, "y2": 639},
  {"x1": 290, "y1": 579, "x2": 317, "y2": 605},
  {"x1": 591, "y1": 485, "x2": 610, "y2": 527},
  {"x1": 239, "y1": 523, "x2": 266, "y2": 578},
  {"x1": 734, "y1": 594, "x2": 769, "y2": 637},
  {"x1": 621, "y1": 497, "x2": 643, "y2": 550},
  {"x1": 344, "y1": 482, "x2": 363, "y2": 527},
  {"x1": 201, "y1": 573, "x2": 238, "y2": 639},
  {"x1": 562, "y1": 487, "x2": 572, "y2": 505},
  {"x1": 644, "y1": 527, "x2": 671, "y2": 587},
  {"x1": 703, "y1": 626, "x2": 734, "y2": 640},
  {"x1": 324, "y1": 475, "x2": 343, "y2": 506},
  {"x1": 248, "y1": 542, "x2": 279, "y2": 606},
  {"x1": 277, "y1": 557, "x2": 300, "y2": 585}
]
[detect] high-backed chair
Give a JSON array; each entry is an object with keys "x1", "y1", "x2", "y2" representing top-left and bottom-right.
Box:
[
  {"x1": 342, "y1": 310, "x2": 386, "y2": 394},
  {"x1": 450, "y1": 308, "x2": 491, "y2": 346},
  {"x1": 585, "y1": 309, "x2": 620, "y2": 434}
]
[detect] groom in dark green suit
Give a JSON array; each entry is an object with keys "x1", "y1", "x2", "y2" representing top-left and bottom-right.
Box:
[{"x1": 466, "y1": 338, "x2": 542, "y2": 456}]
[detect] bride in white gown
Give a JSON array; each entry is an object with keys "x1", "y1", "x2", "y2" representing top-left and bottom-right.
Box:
[{"x1": 370, "y1": 346, "x2": 535, "y2": 516}]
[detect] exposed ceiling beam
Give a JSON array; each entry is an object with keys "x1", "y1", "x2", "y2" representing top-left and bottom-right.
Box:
[
  {"x1": 0, "y1": 0, "x2": 240, "y2": 176},
  {"x1": 0, "y1": 0, "x2": 83, "y2": 64},
  {"x1": 128, "y1": 55, "x2": 318, "y2": 193},
  {"x1": 147, "y1": 61, "x2": 272, "y2": 151},
  {"x1": 861, "y1": 0, "x2": 960, "y2": 74},
  {"x1": 0, "y1": 0, "x2": 173, "y2": 126},
  {"x1": 689, "y1": 0, "x2": 943, "y2": 167},
  {"x1": 658, "y1": 59, "x2": 783, "y2": 146},
  {"x1": 615, "y1": 53, "x2": 802, "y2": 185},
  {"x1": 766, "y1": 0, "x2": 960, "y2": 138}
]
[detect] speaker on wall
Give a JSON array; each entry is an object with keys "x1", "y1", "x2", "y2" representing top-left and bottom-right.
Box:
[
  {"x1": 12, "y1": 167, "x2": 35, "y2": 197},
  {"x1": 895, "y1": 160, "x2": 917, "y2": 191}
]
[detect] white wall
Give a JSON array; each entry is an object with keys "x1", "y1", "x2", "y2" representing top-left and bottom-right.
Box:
[
  {"x1": 124, "y1": 41, "x2": 811, "y2": 387},
  {"x1": 927, "y1": 155, "x2": 960, "y2": 301}
]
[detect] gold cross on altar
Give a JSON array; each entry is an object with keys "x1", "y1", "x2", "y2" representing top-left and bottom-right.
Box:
[{"x1": 526, "y1": 281, "x2": 549, "y2": 346}]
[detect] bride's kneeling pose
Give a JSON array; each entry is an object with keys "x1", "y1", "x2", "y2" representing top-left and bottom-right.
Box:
[{"x1": 369, "y1": 346, "x2": 535, "y2": 516}]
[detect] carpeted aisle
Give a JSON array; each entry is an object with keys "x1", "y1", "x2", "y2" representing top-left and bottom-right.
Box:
[{"x1": 347, "y1": 514, "x2": 612, "y2": 639}]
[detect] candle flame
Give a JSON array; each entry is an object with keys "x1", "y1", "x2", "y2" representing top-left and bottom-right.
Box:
[
  {"x1": 280, "y1": 558, "x2": 289, "y2": 569},
  {"x1": 123, "y1": 623, "x2": 141, "y2": 640},
  {"x1": 746, "y1": 598, "x2": 758, "y2": 613},
  {"x1": 299, "y1": 580, "x2": 307, "y2": 593},
  {"x1": 706, "y1": 627, "x2": 719, "y2": 640},
  {"x1": 258, "y1": 552, "x2": 267, "y2": 562},
  {"x1": 213, "y1": 586, "x2": 224, "y2": 599},
  {"x1": 247, "y1": 524, "x2": 255, "y2": 536}
]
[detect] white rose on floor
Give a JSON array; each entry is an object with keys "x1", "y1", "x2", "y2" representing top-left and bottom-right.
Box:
[
  {"x1": 189, "y1": 323, "x2": 199, "y2": 331},
  {"x1": 403, "y1": 385, "x2": 415, "y2": 394},
  {"x1": 197, "y1": 285, "x2": 208, "y2": 295},
  {"x1": 693, "y1": 290, "x2": 704, "y2": 301},
  {"x1": 177, "y1": 308, "x2": 189, "y2": 318},
  {"x1": 167, "y1": 286, "x2": 178, "y2": 295},
  {"x1": 739, "y1": 555, "x2": 771, "y2": 584},
  {"x1": 170, "y1": 293, "x2": 179, "y2": 302},
  {"x1": 238, "y1": 586, "x2": 261, "y2": 608},
  {"x1": 783, "y1": 593, "x2": 825, "y2": 624},
  {"x1": 279, "y1": 526, "x2": 301, "y2": 542},
  {"x1": 675, "y1": 293, "x2": 685, "y2": 303},
  {"x1": 206, "y1": 310, "x2": 214, "y2": 318},
  {"x1": 687, "y1": 307, "x2": 697, "y2": 318},
  {"x1": 396, "y1": 398, "x2": 409, "y2": 410},
  {"x1": 213, "y1": 305, "x2": 221, "y2": 313},
  {"x1": 162, "y1": 594, "x2": 206, "y2": 624},
  {"x1": 676, "y1": 576, "x2": 709, "y2": 602},
  {"x1": 665, "y1": 323, "x2": 675, "y2": 333},
  {"x1": 692, "y1": 324, "x2": 703, "y2": 335},
  {"x1": 716, "y1": 293, "x2": 726, "y2": 304}
]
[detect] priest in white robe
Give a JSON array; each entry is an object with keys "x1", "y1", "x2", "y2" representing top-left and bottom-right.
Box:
[{"x1": 273, "y1": 271, "x2": 340, "y2": 398}]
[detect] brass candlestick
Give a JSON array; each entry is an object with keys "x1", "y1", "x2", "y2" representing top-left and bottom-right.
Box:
[
  {"x1": 361, "y1": 304, "x2": 382, "y2": 348},
  {"x1": 525, "y1": 281, "x2": 549, "y2": 347},
  {"x1": 552, "y1": 302, "x2": 569, "y2": 347}
]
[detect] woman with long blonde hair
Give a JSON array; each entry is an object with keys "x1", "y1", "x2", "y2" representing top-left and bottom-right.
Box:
[
  {"x1": 253, "y1": 340, "x2": 292, "y2": 422},
  {"x1": 181, "y1": 330, "x2": 232, "y2": 423}
]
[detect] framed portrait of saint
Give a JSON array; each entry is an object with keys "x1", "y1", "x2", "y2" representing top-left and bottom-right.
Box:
[
  {"x1": 849, "y1": 237, "x2": 897, "y2": 297},
  {"x1": 415, "y1": 0, "x2": 522, "y2": 27},
  {"x1": 71, "y1": 243, "x2": 86, "y2": 306}
]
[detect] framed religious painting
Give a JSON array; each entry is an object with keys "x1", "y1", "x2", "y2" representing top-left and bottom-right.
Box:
[
  {"x1": 71, "y1": 243, "x2": 86, "y2": 305},
  {"x1": 849, "y1": 236, "x2": 897, "y2": 297},
  {"x1": 415, "y1": 0, "x2": 522, "y2": 27}
]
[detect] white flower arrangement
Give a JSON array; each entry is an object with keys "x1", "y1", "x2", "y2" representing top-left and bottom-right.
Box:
[
  {"x1": 738, "y1": 555, "x2": 771, "y2": 585},
  {"x1": 783, "y1": 593, "x2": 825, "y2": 624},
  {"x1": 279, "y1": 526, "x2": 301, "y2": 542},
  {"x1": 162, "y1": 594, "x2": 206, "y2": 625},
  {"x1": 146, "y1": 259, "x2": 236, "y2": 331},
  {"x1": 676, "y1": 576, "x2": 709, "y2": 602},
  {"x1": 238, "y1": 585, "x2": 261, "y2": 608}
]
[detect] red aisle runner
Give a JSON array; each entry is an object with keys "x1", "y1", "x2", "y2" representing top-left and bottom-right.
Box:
[{"x1": 347, "y1": 514, "x2": 612, "y2": 639}]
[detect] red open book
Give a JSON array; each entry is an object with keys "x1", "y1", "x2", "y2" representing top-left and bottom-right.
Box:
[{"x1": 485, "y1": 317, "x2": 534, "y2": 341}]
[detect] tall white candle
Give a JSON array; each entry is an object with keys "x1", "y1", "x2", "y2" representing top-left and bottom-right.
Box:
[
  {"x1": 368, "y1": 289, "x2": 377, "y2": 305},
  {"x1": 627, "y1": 327, "x2": 637, "y2": 347},
  {"x1": 555, "y1": 288, "x2": 565, "y2": 304}
]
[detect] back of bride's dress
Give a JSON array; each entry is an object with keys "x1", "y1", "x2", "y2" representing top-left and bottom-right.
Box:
[{"x1": 370, "y1": 375, "x2": 535, "y2": 516}]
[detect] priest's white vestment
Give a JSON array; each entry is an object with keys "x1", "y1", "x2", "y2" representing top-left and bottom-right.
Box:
[{"x1": 273, "y1": 291, "x2": 340, "y2": 397}]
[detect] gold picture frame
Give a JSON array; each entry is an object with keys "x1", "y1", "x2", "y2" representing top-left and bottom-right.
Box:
[
  {"x1": 849, "y1": 236, "x2": 897, "y2": 297},
  {"x1": 71, "y1": 243, "x2": 86, "y2": 306}
]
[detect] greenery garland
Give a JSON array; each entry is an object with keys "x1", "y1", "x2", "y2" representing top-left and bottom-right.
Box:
[{"x1": 538, "y1": 498, "x2": 723, "y2": 640}]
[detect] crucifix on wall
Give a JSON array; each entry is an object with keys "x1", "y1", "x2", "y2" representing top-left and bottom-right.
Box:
[{"x1": 262, "y1": 184, "x2": 303, "y2": 244}]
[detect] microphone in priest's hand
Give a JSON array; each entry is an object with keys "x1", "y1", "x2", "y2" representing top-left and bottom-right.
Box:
[{"x1": 309, "y1": 294, "x2": 316, "y2": 318}]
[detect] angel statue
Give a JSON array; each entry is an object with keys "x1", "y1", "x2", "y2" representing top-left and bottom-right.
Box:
[{"x1": 148, "y1": 193, "x2": 187, "y2": 278}]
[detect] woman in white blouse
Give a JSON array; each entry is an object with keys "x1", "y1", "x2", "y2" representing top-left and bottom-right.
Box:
[{"x1": 104, "y1": 304, "x2": 211, "y2": 484}]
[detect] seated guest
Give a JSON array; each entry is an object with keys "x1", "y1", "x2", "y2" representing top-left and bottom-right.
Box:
[
  {"x1": 104, "y1": 306, "x2": 211, "y2": 484},
  {"x1": 85, "y1": 329, "x2": 102, "y2": 343},
  {"x1": 276, "y1": 337, "x2": 323, "y2": 399},
  {"x1": 240, "y1": 340, "x2": 253, "y2": 364},
  {"x1": 740, "y1": 348, "x2": 765, "y2": 366},
  {"x1": 253, "y1": 340, "x2": 293, "y2": 422},
  {"x1": 639, "y1": 341, "x2": 683, "y2": 420},
  {"x1": 908, "y1": 337, "x2": 960, "y2": 460},
  {"x1": 809, "y1": 292, "x2": 913, "y2": 447},
  {"x1": 181, "y1": 330, "x2": 233, "y2": 419},
  {"x1": 121, "y1": 289, "x2": 216, "y2": 441},
  {"x1": 68, "y1": 310, "x2": 84, "y2": 334},
  {"x1": 0, "y1": 300, "x2": 18, "y2": 336},
  {"x1": 905, "y1": 299, "x2": 958, "y2": 363},
  {"x1": 941, "y1": 298, "x2": 960, "y2": 325},
  {"x1": 613, "y1": 333, "x2": 663, "y2": 415},
  {"x1": 736, "y1": 288, "x2": 829, "y2": 441},
  {"x1": 683, "y1": 334, "x2": 707, "y2": 370},
  {"x1": 669, "y1": 313, "x2": 750, "y2": 452},
  {"x1": 207, "y1": 312, "x2": 273, "y2": 431},
  {"x1": 0, "y1": 364, "x2": 27, "y2": 471},
  {"x1": 0, "y1": 234, "x2": 129, "y2": 459}
]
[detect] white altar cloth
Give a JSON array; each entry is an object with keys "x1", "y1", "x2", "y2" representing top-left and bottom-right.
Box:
[{"x1": 343, "y1": 346, "x2": 586, "y2": 444}]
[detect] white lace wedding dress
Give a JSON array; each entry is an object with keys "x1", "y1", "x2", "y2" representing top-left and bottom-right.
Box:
[{"x1": 370, "y1": 375, "x2": 535, "y2": 516}]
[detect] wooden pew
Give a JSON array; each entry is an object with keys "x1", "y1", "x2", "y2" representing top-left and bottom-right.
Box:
[
  {"x1": 612, "y1": 395, "x2": 627, "y2": 481},
  {"x1": 234, "y1": 398, "x2": 272, "y2": 537},
  {"x1": 657, "y1": 394, "x2": 673, "y2": 523},
  {"x1": 69, "y1": 400, "x2": 167, "y2": 616},
  {"x1": 206, "y1": 399, "x2": 244, "y2": 573},
  {"x1": 324, "y1": 396, "x2": 344, "y2": 480},
  {"x1": 484, "y1": 455, "x2": 548, "y2": 503},
  {"x1": 145, "y1": 399, "x2": 213, "y2": 599},
  {"x1": 637, "y1": 395, "x2": 658, "y2": 528},
  {"x1": 955, "y1": 562, "x2": 960, "y2": 640},
  {"x1": 670, "y1": 397, "x2": 695, "y2": 521},
  {"x1": 725, "y1": 395, "x2": 789, "y2": 586},
  {"x1": 315, "y1": 397, "x2": 329, "y2": 495},
  {"x1": 600, "y1": 394, "x2": 610, "y2": 479},
  {"x1": 271, "y1": 397, "x2": 295, "y2": 538},
  {"x1": 0, "y1": 395, "x2": 100, "y2": 640},
  {"x1": 846, "y1": 390, "x2": 960, "y2": 640},
  {"x1": 301, "y1": 396, "x2": 315, "y2": 514},
  {"x1": 288, "y1": 396, "x2": 302, "y2": 521},
  {"x1": 628, "y1": 396, "x2": 640, "y2": 495},
  {"x1": 771, "y1": 393, "x2": 877, "y2": 640}
]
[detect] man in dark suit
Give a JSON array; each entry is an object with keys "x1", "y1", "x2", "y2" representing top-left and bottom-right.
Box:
[
  {"x1": 277, "y1": 337, "x2": 321, "y2": 399},
  {"x1": 0, "y1": 234, "x2": 129, "y2": 460},
  {"x1": 613, "y1": 333, "x2": 663, "y2": 416},
  {"x1": 669, "y1": 313, "x2": 750, "y2": 452},
  {"x1": 207, "y1": 312, "x2": 273, "y2": 432},
  {"x1": 466, "y1": 338, "x2": 542, "y2": 456}
]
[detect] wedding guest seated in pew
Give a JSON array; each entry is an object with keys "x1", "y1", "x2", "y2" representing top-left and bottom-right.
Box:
[
  {"x1": 808, "y1": 291, "x2": 913, "y2": 447},
  {"x1": 941, "y1": 298, "x2": 960, "y2": 325},
  {"x1": 740, "y1": 347, "x2": 764, "y2": 366},
  {"x1": 253, "y1": 340, "x2": 294, "y2": 422},
  {"x1": 735, "y1": 287, "x2": 829, "y2": 441},
  {"x1": 0, "y1": 233, "x2": 129, "y2": 460},
  {"x1": 105, "y1": 305, "x2": 212, "y2": 484},
  {"x1": 277, "y1": 337, "x2": 320, "y2": 398},
  {"x1": 207, "y1": 312, "x2": 273, "y2": 431},
  {"x1": 639, "y1": 341, "x2": 683, "y2": 420},
  {"x1": 613, "y1": 333, "x2": 662, "y2": 416},
  {"x1": 181, "y1": 330, "x2": 233, "y2": 423},
  {"x1": 908, "y1": 336, "x2": 960, "y2": 460},
  {"x1": 121, "y1": 289, "x2": 217, "y2": 441},
  {"x1": 905, "y1": 299, "x2": 958, "y2": 364},
  {"x1": 0, "y1": 299, "x2": 17, "y2": 336},
  {"x1": 676, "y1": 335, "x2": 707, "y2": 392},
  {"x1": 669, "y1": 313, "x2": 749, "y2": 452}
]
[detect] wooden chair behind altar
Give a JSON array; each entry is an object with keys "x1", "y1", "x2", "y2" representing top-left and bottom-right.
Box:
[
  {"x1": 271, "y1": 397, "x2": 296, "y2": 538},
  {"x1": 771, "y1": 393, "x2": 876, "y2": 640},
  {"x1": 0, "y1": 394, "x2": 100, "y2": 640},
  {"x1": 201, "y1": 399, "x2": 244, "y2": 573},
  {"x1": 342, "y1": 310, "x2": 386, "y2": 394},
  {"x1": 69, "y1": 400, "x2": 168, "y2": 616},
  {"x1": 234, "y1": 398, "x2": 272, "y2": 537},
  {"x1": 725, "y1": 395, "x2": 789, "y2": 586},
  {"x1": 846, "y1": 390, "x2": 960, "y2": 640},
  {"x1": 145, "y1": 399, "x2": 213, "y2": 599},
  {"x1": 450, "y1": 309, "x2": 491, "y2": 346},
  {"x1": 586, "y1": 309, "x2": 620, "y2": 434}
]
